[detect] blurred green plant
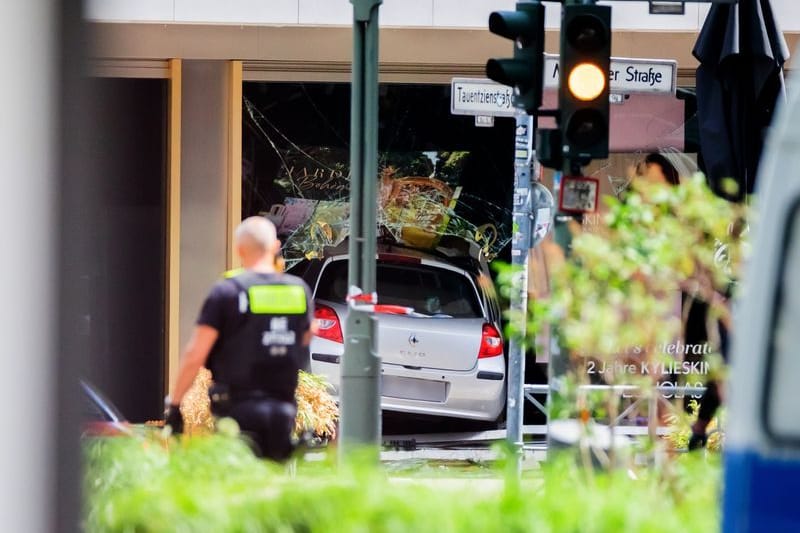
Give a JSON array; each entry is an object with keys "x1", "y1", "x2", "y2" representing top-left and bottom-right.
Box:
[
  {"x1": 549, "y1": 175, "x2": 746, "y2": 359},
  {"x1": 84, "y1": 434, "x2": 720, "y2": 532},
  {"x1": 503, "y1": 175, "x2": 748, "y2": 440}
]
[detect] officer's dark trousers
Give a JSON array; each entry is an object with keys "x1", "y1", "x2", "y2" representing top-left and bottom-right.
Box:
[
  {"x1": 220, "y1": 399, "x2": 297, "y2": 462},
  {"x1": 697, "y1": 381, "x2": 721, "y2": 423}
]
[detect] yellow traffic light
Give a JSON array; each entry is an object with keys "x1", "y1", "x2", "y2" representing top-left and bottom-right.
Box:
[
  {"x1": 559, "y1": 5, "x2": 611, "y2": 160},
  {"x1": 567, "y1": 62, "x2": 606, "y2": 101}
]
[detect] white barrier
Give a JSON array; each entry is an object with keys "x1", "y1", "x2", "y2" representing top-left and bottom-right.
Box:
[{"x1": 524, "y1": 383, "x2": 707, "y2": 436}]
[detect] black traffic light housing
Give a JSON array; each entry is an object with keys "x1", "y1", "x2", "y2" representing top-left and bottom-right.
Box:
[
  {"x1": 485, "y1": 1, "x2": 545, "y2": 115},
  {"x1": 536, "y1": 128, "x2": 563, "y2": 170},
  {"x1": 558, "y1": 4, "x2": 611, "y2": 162}
]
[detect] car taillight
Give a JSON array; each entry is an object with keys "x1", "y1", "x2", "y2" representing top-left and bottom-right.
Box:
[
  {"x1": 478, "y1": 323, "x2": 503, "y2": 358},
  {"x1": 314, "y1": 304, "x2": 344, "y2": 344}
]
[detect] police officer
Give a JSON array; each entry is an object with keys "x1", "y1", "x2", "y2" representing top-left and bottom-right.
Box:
[{"x1": 165, "y1": 216, "x2": 317, "y2": 461}]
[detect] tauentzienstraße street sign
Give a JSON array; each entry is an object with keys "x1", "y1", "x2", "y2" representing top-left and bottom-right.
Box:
[
  {"x1": 451, "y1": 78, "x2": 516, "y2": 117},
  {"x1": 451, "y1": 56, "x2": 677, "y2": 116}
]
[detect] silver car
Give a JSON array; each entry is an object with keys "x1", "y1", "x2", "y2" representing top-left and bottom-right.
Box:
[{"x1": 291, "y1": 243, "x2": 506, "y2": 423}]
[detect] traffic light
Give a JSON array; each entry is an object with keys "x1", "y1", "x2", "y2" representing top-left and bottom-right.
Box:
[
  {"x1": 485, "y1": 1, "x2": 545, "y2": 115},
  {"x1": 558, "y1": 4, "x2": 611, "y2": 161},
  {"x1": 536, "y1": 128, "x2": 563, "y2": 170}
]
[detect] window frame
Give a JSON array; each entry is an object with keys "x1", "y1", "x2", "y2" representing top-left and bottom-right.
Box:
[{"x1": 762, "y1": 195, "x2": 800, "y2": 448}]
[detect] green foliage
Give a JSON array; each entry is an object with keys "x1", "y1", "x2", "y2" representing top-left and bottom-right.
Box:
[
  {"x1": 545, "y1": 175, "x2": 746, "y2": 363},
  {"x1": 493, "y1": 175, "x2": 746, "y2": 463},
  {"x1": 85, "y1": 435, "x2": 720, "y2": 532},
  {"x1": 513, "y1": 175, "x2": 747, "y2": 436}
]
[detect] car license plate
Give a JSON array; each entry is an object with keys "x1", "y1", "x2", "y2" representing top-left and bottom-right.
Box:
[{"x1": 381, "y1": 376, "x2": 447, "y2": 402}]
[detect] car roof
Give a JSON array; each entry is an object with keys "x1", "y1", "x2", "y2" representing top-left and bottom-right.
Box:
[{"x1": 296, "y1": 237, "x2": 488, "y2": 274}]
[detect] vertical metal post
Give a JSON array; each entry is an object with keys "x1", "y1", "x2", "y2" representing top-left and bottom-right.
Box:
[
  {"x1": 546, "y1": 0, "x2": 588, "y2": 455},
  {"x1": 340, "y1": 0, "x2": 383, "y2": 462},
  {"x1": 546, "y1": 164, "x2": 582, "y2": 454},
  {"x1": 56, "y1": 0, "x2": 93, "y2": 529},
  {"x1": 506, "y1": 112, "x2": 535, "y2": 474},
  {"x1": 361, "y1": 17, "x2": 380, "y2": 295}
]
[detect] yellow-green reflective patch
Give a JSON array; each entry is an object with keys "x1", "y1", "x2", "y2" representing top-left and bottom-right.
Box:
[
  {"x1": 223, "y1": 268, "x2": 245, "y2": 279},
  {"x1": 248, "y1": 285, "x2": 307, "y2": 315}
]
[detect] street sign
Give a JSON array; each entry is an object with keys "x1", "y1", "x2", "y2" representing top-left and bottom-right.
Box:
[
  {"x1": 543, "y1": 54, "x2": 677, "y2": 95},
  {"x1": 451, "y1": 78, "x2": 516, "y2": 117},
  {"x1": 451, "y1": 56, "x2": 677, "y2": 117}
]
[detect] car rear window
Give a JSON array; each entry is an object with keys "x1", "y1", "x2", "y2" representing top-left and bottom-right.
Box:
[{"x1": 315, "y1": 260, "x2": 483, "y2": 318}]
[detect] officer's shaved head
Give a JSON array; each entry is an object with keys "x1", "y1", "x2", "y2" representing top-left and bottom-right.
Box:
[{"x1": 235, "y1": 216, "x2": 278, "y2": 255}]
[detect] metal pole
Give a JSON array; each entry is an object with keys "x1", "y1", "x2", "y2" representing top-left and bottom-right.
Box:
[
  {"x1": 340, "y1": 0, "x2": 383, "y2": 462},
  {"x1": 346, "y1": 21, "x2": 364, "y2": 314},
  {"x1": 546, "y1": 0, "x2": 587, "y2": 455},
  {"x1": 56, "y1": 0, "x2": 93, "y2": 529},
  {"x1": 506, "y1": 112, "x2": 535, "y2": 474},
  {"x1": 361, "y1": 17, "x2": 379, "y2": 297}
]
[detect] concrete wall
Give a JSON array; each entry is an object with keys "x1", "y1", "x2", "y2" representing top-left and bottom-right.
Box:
[
  {"x1": 179, "y1": 61, "x2": 231, "y2": 349},
  {"x1": 1, "y1": 1, "x2": 55, "y2": 531},
  {"x1": 85, "y1": 0, "x2": 800, "y2": 32}
]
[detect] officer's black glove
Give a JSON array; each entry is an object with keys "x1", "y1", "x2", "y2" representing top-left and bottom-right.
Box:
[
  {"x1": 687, "y1": 431, "x2": 707, "y2": 451},
  {"x1": 165, "y1": 404, "x2": 184, "y2": 435}
]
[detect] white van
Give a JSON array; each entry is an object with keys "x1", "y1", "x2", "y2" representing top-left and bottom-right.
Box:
[{"x1": 723, "y1": 58, "x2": 800, "y2": 530}]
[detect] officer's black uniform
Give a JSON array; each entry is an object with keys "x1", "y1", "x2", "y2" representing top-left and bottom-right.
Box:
[{"x1": 198, "y1": 269, "x2": 313, "y2": 461}]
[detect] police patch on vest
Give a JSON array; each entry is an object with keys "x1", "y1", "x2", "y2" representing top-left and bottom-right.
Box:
[
  {"x1": 247, "y1": 285, "x2": 307, "y2": 314},
  {"x1": 262, "y1": 316, "x2": 297, "y2": 348},
  {"x1": 262, "y1": 330, "x2": 297, "y2": 345}
]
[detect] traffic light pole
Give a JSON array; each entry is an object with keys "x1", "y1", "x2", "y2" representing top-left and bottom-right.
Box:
[
  {"x1": 506, "y1": 112, "x2": 537, "y2": 474},
  {"x1": 340, "y1": 0, "x2": 382, "y2": 463},
  {"x1": 484, "y1": 1, "x2": 544, "y2": 475},
  {"x1": 555, "y1": 0, "x2": 593, "y2": 258},
  {"x1": 547, "y1": 0, "x2": 609, "y2": 454},
  {"x1": 547, "y1": 163, "x2": 582, "y2": 421}
]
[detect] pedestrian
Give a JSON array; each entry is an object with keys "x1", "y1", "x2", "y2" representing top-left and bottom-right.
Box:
[
  {"x1": 165, "y1": 216, "x2": 317, "y2": 461},
  {"x1": 628, "y1": 151, "x2": 682, "y2": 186},
  {"x1": 629, "y1": 152, "x2": 731, "y2": 445},
  {"x1": 687, "y1": 266, "x2": 734, "y2": 450},
  {"x1": 634, "y1": 152, "x2": 732, "y2": 449}
]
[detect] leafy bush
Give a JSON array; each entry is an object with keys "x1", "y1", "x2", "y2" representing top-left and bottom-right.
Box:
[
  {"x1": 557, "y1": 176, "x2": 743, "y2": 350},
  {"x1": 505, "y1": 176, "x2": 747, "y2": 434},
  {"x1": 84, "y1": 435, "x2": 720, "y2": 532}
]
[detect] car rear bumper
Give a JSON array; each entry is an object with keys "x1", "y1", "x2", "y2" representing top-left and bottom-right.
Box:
[{"x1": 310, "y1": 340, "x2": 506, "y2": 422}]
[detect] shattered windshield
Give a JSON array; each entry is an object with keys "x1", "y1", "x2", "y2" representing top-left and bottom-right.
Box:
[{"x1": 242, "y1": 83, "x2": 514, "y2": 268}]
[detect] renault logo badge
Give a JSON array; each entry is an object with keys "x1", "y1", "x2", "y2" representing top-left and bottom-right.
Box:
[{"x1": 408, "y1": 334, "x2": 419, "y2": 346}]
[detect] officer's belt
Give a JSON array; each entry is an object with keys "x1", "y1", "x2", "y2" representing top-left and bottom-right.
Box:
[{"x1": 212, "y1": 387, "x2": 288, "y2": 403}]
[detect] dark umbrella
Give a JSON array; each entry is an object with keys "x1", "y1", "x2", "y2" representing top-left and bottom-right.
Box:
[{"x1": 693, "y1": 0, "x2": 789, "y2": 201}]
